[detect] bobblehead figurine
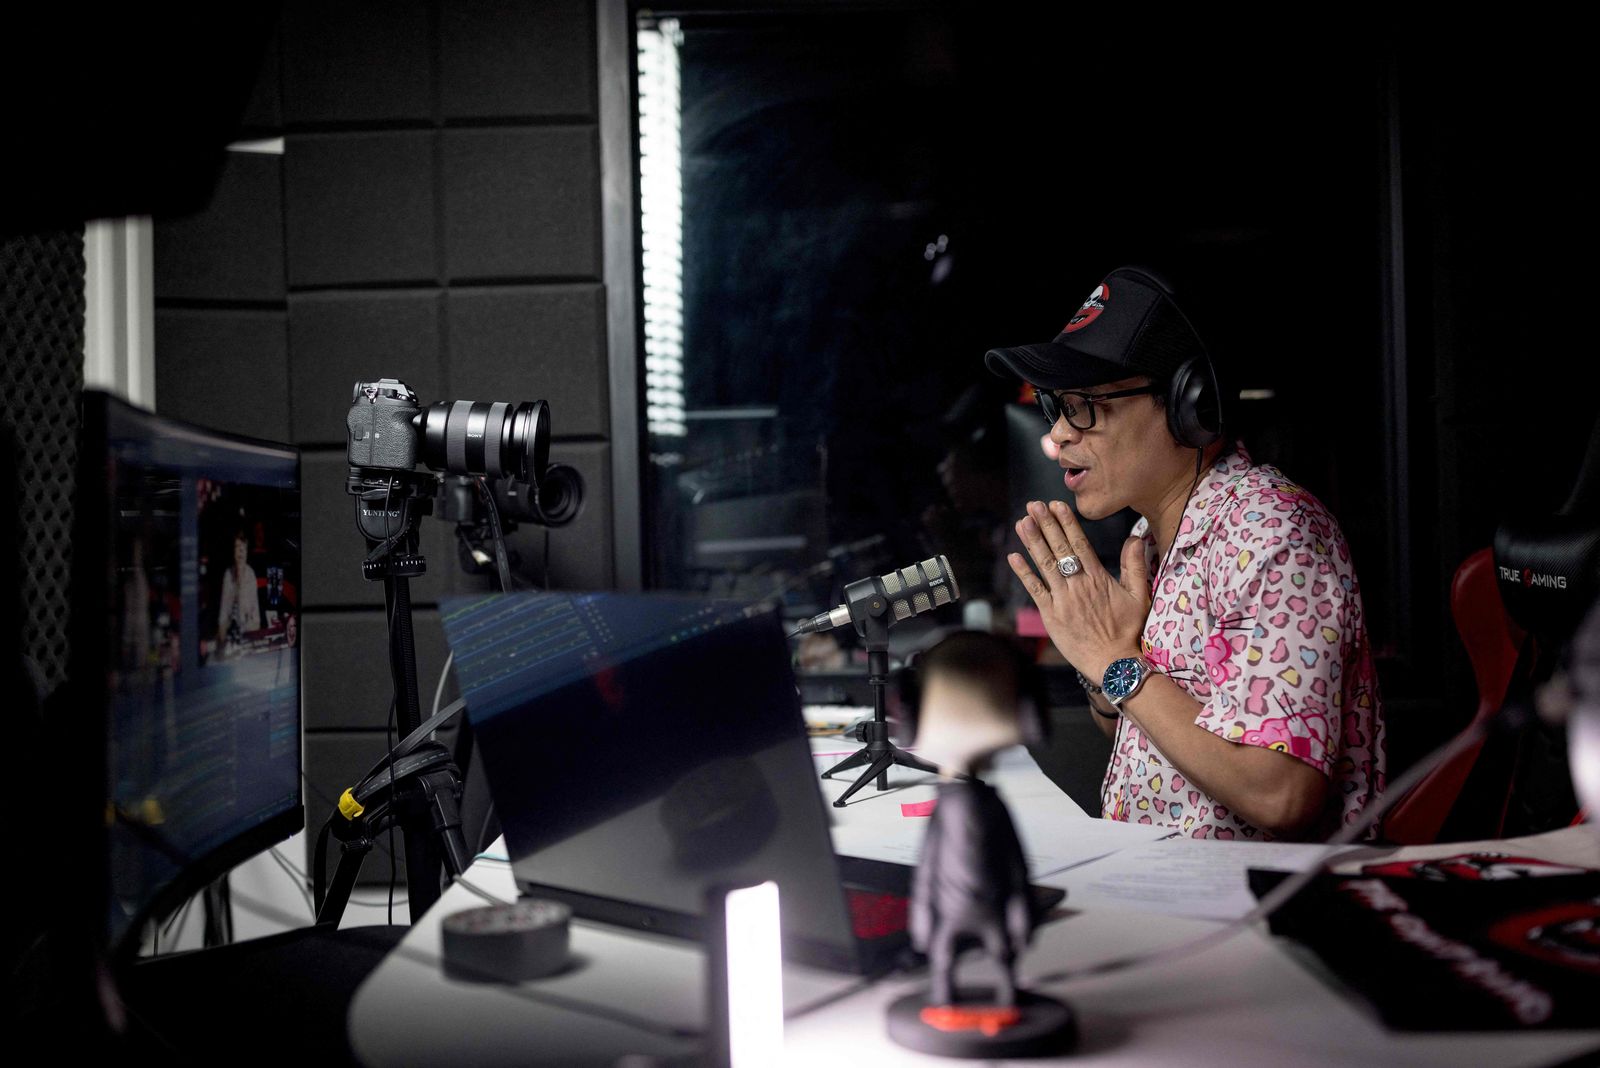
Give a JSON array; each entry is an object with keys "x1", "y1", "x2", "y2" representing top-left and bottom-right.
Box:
[{"x1": 886, "y1": 630, "x2": 1076, "y2": 1058}]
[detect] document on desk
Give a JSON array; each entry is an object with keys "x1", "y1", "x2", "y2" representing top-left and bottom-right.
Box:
[
  {"x1": 1039, "y1": 837, "x2": 1359, "y2": 922},
  {"x1": 817, "y1": 742, "x2": 1171, "y2": 876}
]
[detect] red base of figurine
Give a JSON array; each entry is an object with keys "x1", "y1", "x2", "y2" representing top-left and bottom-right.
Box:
[{"x1": 886, "y1": 987, "x2": 1077, "y2": 1058}]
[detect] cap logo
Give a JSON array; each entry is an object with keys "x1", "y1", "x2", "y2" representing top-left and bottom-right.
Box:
[{"x1": 1063, "y1": 283, "x2": 1108, "y2": 333}]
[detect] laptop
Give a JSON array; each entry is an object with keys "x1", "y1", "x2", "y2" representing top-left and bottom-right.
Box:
[{"x1": 439, "y1": 590, "x2": 948, "y2": 973}]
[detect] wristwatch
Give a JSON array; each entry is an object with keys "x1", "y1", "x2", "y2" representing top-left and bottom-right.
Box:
[{"x1": 1101, "y1": 656, "x2": 1153, "y2": 707}]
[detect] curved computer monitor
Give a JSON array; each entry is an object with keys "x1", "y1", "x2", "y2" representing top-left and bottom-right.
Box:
[{"x1": 69, "y1": 391, "x2": 304, "y2": 956}]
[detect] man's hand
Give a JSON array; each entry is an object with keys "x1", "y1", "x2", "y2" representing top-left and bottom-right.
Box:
[{"x1": 1007, "y1": 500, "x2": 1150, "y2": 680}]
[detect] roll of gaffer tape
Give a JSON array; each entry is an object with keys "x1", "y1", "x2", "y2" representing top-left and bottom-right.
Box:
[{"x1": 441, "y1": 899, "x2": 571, "y2": 982}]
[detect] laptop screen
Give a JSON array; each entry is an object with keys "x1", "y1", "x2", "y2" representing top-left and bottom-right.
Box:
[{"x1": 440, "y1": 592, "x2": 863, "y2": 971}]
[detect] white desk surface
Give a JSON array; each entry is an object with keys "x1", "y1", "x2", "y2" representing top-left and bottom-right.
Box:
[{"x1": 349, "y1": 744, "x2": 1600, "y2": 1067}]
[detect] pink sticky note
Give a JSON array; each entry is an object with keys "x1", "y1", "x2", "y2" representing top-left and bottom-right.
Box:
[
  {"x1": 1016, "y1": 607, "x2": 1047, "y2": 638},
  {"x1": 901, "y1": 799, "x2": 937, "y2": 818}
]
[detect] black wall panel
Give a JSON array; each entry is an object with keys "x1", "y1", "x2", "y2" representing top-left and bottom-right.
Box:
[
  {"x1": 153, "y1": 152, "x2": 286, "y2": 303},
  {"x1": 444, "y1": 284, "x2": 608, "y2": 435},
  {"x1": 236, "y1": 24, "x2": 283, "y2": 136},
  {"x1": 285, "y1": 133, "x2": 438, "y2": 288},
  {"x1": 280, "y1": 0, "x2": 434, "y2": 125},
  {"x1": 457, "y1": 440, "x2": 614, "y2": 591},
  {"x1": 288, "y1": 291, "x2": 445, "y2": 445},
  {"x1": 440, "y1": 0, "x2": 597, "y2": 119},
  {"x1": 441, "y1": 127, "x2": 601, "y2": 281},
  {"x1": 301, "y1": 609, "x2": 456, "y2": 731},
  {"x1": 153, "y1": 1, "x2": 615, "y2": 898},
  {"x1": 155, "y1": 309, "x2": 290, "y2": 441}
]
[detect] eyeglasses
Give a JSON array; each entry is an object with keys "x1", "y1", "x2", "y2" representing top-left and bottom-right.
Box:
[{"x1": 1036, "y1": 385, "x2": 1158, "y2": 430}]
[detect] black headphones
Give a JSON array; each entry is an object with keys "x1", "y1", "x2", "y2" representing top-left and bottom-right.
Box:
[
  {"x1": 1166, "y1": 352, "x2": 1224, "y2": 450},
  {"x1": 1115, "y1": 267, "x2": 1225, "y2": 451},
  {"x1": 891, "y1": 630, "x2": 1050, "y2": 748}
]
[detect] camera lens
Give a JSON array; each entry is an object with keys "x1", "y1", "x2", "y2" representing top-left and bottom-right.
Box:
[
  {"x1": 532, "y1": 463, "x2": 583, "y2": 527},
  {"x1": 418, "y1": 399, "x2": 550, "y2": 484}
]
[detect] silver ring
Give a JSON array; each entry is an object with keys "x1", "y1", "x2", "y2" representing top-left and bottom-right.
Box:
[{"x1": 1056, "y1": 554, "x2": 1082, "y2": 578}]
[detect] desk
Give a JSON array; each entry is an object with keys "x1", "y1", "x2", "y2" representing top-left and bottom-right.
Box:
[{"x1": 348, "y1": 747, "x2": 1600, "y2": 1067}]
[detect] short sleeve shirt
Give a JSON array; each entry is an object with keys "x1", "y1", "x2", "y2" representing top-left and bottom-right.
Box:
[{"x1": 1100, "y1": 444, "x2": 1386, "y2": 840}]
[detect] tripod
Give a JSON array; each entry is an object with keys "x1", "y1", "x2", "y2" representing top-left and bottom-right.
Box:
[
  {"x1": 313, "y1": 470, "x2": 472, "y2": 926},
  {"x1": 818, "y1": 587, "x2": 939, "y2": 807}
]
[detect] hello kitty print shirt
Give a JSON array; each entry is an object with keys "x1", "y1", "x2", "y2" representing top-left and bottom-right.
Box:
[{"x1": 1101, "y1": 444, "x2": 1386, "y2": 840}]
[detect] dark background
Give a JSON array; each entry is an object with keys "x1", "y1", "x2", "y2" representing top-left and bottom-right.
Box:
[{"x1": 2, "y1": 3, "x2": 1591, "y2": 887}]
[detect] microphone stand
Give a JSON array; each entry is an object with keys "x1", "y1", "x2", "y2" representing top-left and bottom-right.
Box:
[{"x1": 818, "y1": 577, "x2": 940, "y2": 806}]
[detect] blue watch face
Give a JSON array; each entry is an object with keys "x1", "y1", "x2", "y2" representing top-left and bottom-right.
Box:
[{"x1": 1104, "y1": 658, "x2": 1147, "y2": 702}]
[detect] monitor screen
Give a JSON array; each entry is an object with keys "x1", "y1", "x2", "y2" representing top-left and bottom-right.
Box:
[
  {"x1": 441, "y1": 591, "x2": 864, "y2": 971},
  {"x1": 73, "y1": 392, "x2": 303, "y2": 953}
]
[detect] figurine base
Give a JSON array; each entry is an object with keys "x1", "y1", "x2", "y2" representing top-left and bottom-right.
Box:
[{"x1": 886, "y1": 988, "x2": 1077, "y2": 1059}]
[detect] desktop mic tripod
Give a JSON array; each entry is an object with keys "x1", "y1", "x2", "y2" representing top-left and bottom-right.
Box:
[
  {"x1": 818, "y1": 587, "x2": 939, "y2": 807},
  {"x1": 313, "y1": 470, "x2": 473, "y2": 926}
]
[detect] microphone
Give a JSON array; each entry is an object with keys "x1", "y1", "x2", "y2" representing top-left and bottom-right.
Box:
[{"x1": 789, "y1": 555, "x2": 960, "y2": 638}]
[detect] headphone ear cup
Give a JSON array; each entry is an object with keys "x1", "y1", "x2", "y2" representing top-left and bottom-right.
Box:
[{"x1": 1167, "y1": 354, "x2": 1222, "y2": 450}]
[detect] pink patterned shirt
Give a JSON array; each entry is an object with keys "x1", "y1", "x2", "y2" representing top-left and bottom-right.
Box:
[{"x1": 1100, "y1": 444, "x2": 1386, "y2": 840}]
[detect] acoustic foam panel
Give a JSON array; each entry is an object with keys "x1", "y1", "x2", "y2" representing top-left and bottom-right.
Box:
[
  {"x1": 441, "y1": 127, "x2": 601, "y2": 282},
  {"x1": 154, "y1": 309, "x2": 290, "y2": 442},
  {"x1": 301, "y1": 609, "x2": 456, "y2": 732},
  {"x1": 439, "y1": 0, "x2": 597, "y2": 120},
  {"x1": 285, "y1": 132, "x2": 437, "y2": 288},
  {"x1": 288, "y1": 291, "x2": 444, "y2": 445},
  {"x1": 235, "y1": 22, "x2": 283, "y2": 136},
  {"x1": 280, "y1": 0, "x2": 433, "y2": 126},
  {"x1": 443, "y1": 284, "x2": 607, "y2": 436},
  {"x1": 154, "y1": 151, "x2": 286, "y2": 303}
]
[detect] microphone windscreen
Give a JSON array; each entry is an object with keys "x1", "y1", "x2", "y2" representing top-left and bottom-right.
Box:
[{"x1": 880, "y1": 556, "x2": 959, "y2": 623}]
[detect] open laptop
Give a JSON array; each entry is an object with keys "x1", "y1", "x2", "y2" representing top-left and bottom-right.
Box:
[{"x1": 439, "y1": 591, "x2": 944, "y2": 974}]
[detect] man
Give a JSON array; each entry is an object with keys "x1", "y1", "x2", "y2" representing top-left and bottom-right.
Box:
[{"x1": 985, "y1": 266, "x2": 1384, "y2": 840}]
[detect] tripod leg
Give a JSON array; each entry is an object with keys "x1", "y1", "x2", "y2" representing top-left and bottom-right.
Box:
[
  {"x1": 820, "y1": 746, "x2": 873, "y2": 779},
  {"x1": 421, "y1": 769, "x2": 474, "y2": 879},
  {"x1": 316, "y1": 837, "x2": 373, "y2": 927},
  {"x1": 832, "y1": 750, "x2": 897, "y2": 807},
  {"x1": 890, "y1": 746, "x2": 940, "y2": 776}
]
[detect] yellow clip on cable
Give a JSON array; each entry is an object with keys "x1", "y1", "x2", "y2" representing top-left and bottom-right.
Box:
[{"x1": 339, "y1": 788, "x2": 365, "y2": 821}]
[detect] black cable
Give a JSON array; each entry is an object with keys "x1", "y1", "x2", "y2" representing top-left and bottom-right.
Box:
[
  {"x1": 386, "y1": 695, "x2": 397, "y2": 926},
  {"x1": 267, "y1": 847, "x2": 315, "y2": 919},
  {"x1": 298, "y1": 768, "x2": 511, "y2": 917},
  {"x1": 473, "y1": 476, "x2": 515, "y2": 593}
]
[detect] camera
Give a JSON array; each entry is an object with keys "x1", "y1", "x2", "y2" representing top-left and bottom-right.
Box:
[
  {"x1": 347, "y1": 379, "x2": 582, "y2": 544},
  {"x1": 348, "y1": 378, "x2": 551, "y2": 485}
]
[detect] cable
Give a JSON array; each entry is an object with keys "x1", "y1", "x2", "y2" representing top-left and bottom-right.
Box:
[
  {"x1": 268, "y1": 847, "x2": 316, "y2": 920},
  {"x1": 1027, "y1": 706, "x2": 1506, "y2": 989},
  {"x1": 431, "y1": 650, "x2": 455, "y2": 724},
  {"x1": 298, "y1": 768, "x2": 513, "y2": 916},
  {"x1": 386, "y1": 696, "x2": 397, "y2": 925},
  {"x1": 270, "y1": 843, "x2": 415, "y2": 914},
  {"x1": 474, "y1": 476, "x2": 515, "y2": 593}
]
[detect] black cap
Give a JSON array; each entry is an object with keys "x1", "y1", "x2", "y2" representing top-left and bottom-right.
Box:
[{"x1": 984, "y1": 266, "x2": 1208, "y2": 390}]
